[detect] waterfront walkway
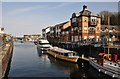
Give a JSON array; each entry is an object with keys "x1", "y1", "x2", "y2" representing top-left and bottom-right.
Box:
[{"x1": 0, "y1": 43, "x2": 13, "y2": 79}]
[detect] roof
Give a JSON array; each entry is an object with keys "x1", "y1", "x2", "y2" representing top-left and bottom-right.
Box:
[
  {"x1": 80, "y1": 10, "x2": 91, "y2": 16},
  {"x1": 39, "y1": 39, "x2": 49, "y2": 43},
  {"x1": 49, "y1": 47, "x2": 75, "y2": 54},
  {"x1": 71, "y1": 5, "x2": 100, "y2": 18},
  {"x1": 63, "y1": 21, "x2": 71, "y2": 30}
]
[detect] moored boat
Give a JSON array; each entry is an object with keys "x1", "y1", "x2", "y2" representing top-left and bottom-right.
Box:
[
  {"x1": 47, "y1": 47, "x2": 79, "y2": 63},
  {"x1": 89, "y1": 53, "x2": 120, "y2": 79},
  {"x1": 37, "y1": 39, "x2": 52, "y2": 51}
]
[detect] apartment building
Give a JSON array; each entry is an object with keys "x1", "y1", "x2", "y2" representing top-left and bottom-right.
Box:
[
  {"x1": 44, "y1": 5, "x2": 102, "y2": 44},
  {"x1": 70, "y1": 5, "x2": 101, "y2": 43}
]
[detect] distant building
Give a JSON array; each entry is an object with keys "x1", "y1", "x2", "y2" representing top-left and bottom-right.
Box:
[
  {"x1": 0, "y1": 27, "x2": 5, "y2": 34},
  {"x1": 23, "y1": 34, "x2": 41, "y2": 41},
  {"x1": 42, "y1": 26, "x2": 51, "y2": 39},
  {"x1": 0, "y1": 27, "x2": 13, "y2": 45}
]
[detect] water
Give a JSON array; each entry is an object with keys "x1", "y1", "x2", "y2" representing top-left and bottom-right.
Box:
[{"x1": 7, "y1": 42, "x2": 114, "y2": 79}]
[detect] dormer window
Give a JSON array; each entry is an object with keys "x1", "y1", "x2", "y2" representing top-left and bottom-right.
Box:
[{"x1": 90, "y1": 16, "x2": 97, "y2": 25}]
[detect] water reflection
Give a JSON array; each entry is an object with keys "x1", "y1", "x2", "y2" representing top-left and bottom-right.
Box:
[
  {"x1": 7, "y1": 42, "x2": 115, "y2": 78},
  {"x1": 48, "y1": 55, "x2": 79, "y2": 75},
  {"x1": 37, "y1": 49, "x2": 89, "y2": 78},
  {"x1": 37, "y1": 48, "x2": 114, "y2": 79}
]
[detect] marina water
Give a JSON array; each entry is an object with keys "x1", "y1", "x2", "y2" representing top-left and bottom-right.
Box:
[{"x1": 6, "y1": 42, "x2": 115, "y2": 79}]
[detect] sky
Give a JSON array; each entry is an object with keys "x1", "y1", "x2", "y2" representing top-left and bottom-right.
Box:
[{"x1": 1, "y1": 2, "x2": 119, "y2": 36}]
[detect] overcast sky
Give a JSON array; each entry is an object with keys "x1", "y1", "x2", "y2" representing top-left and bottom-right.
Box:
[{"x1": 1, "y1": 2, "x2": 119, "y2": 36}]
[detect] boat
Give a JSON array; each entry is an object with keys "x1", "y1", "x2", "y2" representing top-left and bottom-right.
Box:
[
  {"x1": 89, "y1": 53, "x2": 120, "y2": 79},
  {"x1": 37, "y1": 39, "x2": 52, "y2": 51},
  {"x1": 90, "y1": 16, "x2": 120, "y2": 79},
  {"x1": 34, "y1": 40, "x2": 38, "y2": 45},
  {"x1": 47, "y1": 47, "x2": 79, "y2": 63}
]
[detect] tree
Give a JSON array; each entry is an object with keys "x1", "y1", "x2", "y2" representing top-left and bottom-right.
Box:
[{"x1": 99, "y1": 11, "x2": 118, "y2": 25}]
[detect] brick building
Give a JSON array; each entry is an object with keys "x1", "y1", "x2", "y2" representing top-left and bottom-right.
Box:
[
  {"x1": 70, "y1": 5, "x2": 101, "y2": 43},
  {"x1": 44, "y1": 5, "x2": 102, "y2": 45}
]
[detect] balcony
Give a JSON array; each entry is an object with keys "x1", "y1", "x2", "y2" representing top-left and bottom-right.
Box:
[{"x1": 90, "y1": 21, "x2": 97, "y2": 26}]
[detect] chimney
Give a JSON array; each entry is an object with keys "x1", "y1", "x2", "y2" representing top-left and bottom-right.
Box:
[{"x1": 83, "y1": 5, "x2": 87, "y2": 10}]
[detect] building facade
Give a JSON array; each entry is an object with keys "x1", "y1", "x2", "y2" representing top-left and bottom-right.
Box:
[
  {"x1": 42, "y1": 26, "x2": 51, "y2": 39},
  {"x1": 101, "y1": 25, "x2": 119, "y2": 42},
  {"x1": 45, "y1": 5, "x2": 101, "y2": 44},
  {"x1": 70, "y1": 5, "x2": 101, "y2": 43}
]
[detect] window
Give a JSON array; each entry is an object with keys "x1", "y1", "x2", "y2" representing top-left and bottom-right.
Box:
[
  {"x1": 84, "y1": 26, "x2": 87, "y2": 30},
  {"x1": 97, "y1": 20, "x2": 98, "y2": 23},
  {"x1": 89, "y1": 27, "x2": 95, "y2": 32},
  {"x1": 74, "y1": 27, "x2": 78, "y2": 31},
  {"x1": 79, "y1": 18, "x2": 82, "y2": 22},
  {"x1": 97, "y1": 27, "x2": 99, "y2": 30},
  {"x1": 79, "y1": 36, "x2": 81, "y2": 40},
  {"x1": 73, "y1": 53, "x2": 76, "y2": 56},
  {"x1": 75, "y1": 36, "x2": 78, "y2": 41},
  {"x1": 64, "y1": 53, "x2": 68, "y2": 56},
  {"x1": 66, "y1": 31, "x2": 69, "y2": 34},
  {"x1": 72, "y1": 18, "x2": 77, "y2": 23},
  {"x1": 71, "y1": 28, "x2": 73, "y2": 32},
  {"x1": 84, "y1": 18, "x2": 87, "y2": 22},
  {"x1": 72, "y1": 36, "x2": 74, "y2": 41},
  {"x1": 62, "y1": 31, "x2": 64, "y2": 34},
  {"x1": 79, "y1": 27, "x2": 82, "y2": 30},
  {"x1": 84, "y1": 36, "x2": 87, "y2": 39}
]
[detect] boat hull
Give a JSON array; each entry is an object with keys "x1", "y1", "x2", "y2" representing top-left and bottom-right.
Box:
[
  {"x1": 89, "y1": 59, "x2": 120, "y2": 79},
  {"x1": 47, "y1": 50, "x2": 78, "y2": 63}
]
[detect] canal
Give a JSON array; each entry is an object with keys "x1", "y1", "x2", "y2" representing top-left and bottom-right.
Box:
[{"x1": 7, "y1": 42, "x2": 114, "y2": 79}]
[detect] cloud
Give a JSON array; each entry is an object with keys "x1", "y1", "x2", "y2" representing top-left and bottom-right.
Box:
[
  {"x1": 8, "y1": 3, "x2": 75, "y2": 15},
  {"x1": 9, "y1": 5, "x2": 46, "y2": 15},
  {"x1": 52, "y1": 2, "x2": 76, "y2": 9}
]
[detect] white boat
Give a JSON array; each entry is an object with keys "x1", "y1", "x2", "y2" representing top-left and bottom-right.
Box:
[
  {"x1": 37, "y1": 39, "x2": 52, "y2": 51},
  {"x1": 89, "y1": 53, "x2": 120, "y2": 79},
  {"x1": 47, "y1": 47, "x2": 79, "y2": 63}
]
